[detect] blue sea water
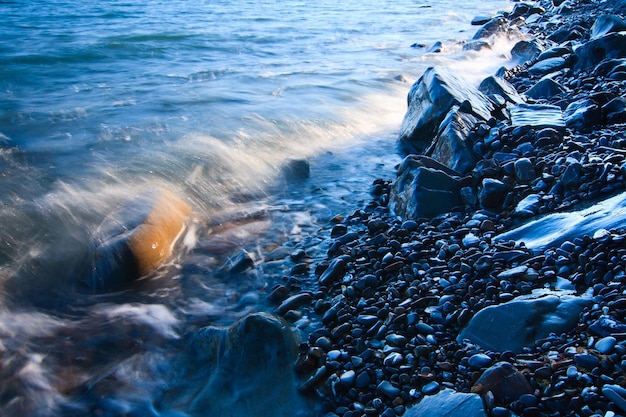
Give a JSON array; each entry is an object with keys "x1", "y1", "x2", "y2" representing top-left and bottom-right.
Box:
[{"x1": 0, "y1": 0, "x2": 516, "y2": 415}]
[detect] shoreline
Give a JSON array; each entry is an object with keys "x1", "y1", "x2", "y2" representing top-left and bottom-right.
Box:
[{"x1": 275, "y1": 1, "x2": 626, "y2": 416}]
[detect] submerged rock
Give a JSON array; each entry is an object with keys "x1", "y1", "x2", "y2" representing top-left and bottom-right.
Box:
[
  {"x1": 189, "y1": 313, "x2": 310, "y2": 417},
  {"x1": 86, "y1": 187, "x2": 192, "y2": 292},
  {"x1": 458, "y1": 291, "x2": 593, "y2": 352},
  {"x1": 389, "y1": 155, "x2": 463, "y2": 220},
  {"x1": 399, "y1": 66, "x2": 494, "y2": 154}
]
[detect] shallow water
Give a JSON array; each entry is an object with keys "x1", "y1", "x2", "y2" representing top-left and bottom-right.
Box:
[{"x1": 0, "y1": 0, "x2": 518, "y2": 415}]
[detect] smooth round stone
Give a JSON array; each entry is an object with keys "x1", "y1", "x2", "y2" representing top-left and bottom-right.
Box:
[
  {"x1": 386, "y1": 333, "x2": 407, "y2": 347},
  {"x1": 595, "y1": 336, "x2": 617, "y2": 354},
  {"x1": 519, "y1": 393, "x2": 538, "y2": 407},
  {"x1": 421, "y1": 381, "x2": 440, "y2": 395},
  {"x1": 574, "y1": 353, "x2": 600, "y2": 370},
  {"x1": 339, "y1": 370, "x2": 356, "y2": 386},
  {"x1": 462, "y1": 233, "x2": 480, "y2": 247},
  {"x1": 415, "y1": 323, "x2": 435, "y2": 335},
  {"x1": 567, "y1": 365, "x2": 578, "y2": 379},
  {"x1": 468, "y1": 353, "x2": 493, "y2": 369},
  {"x1": 327, "y1": 350, "x2": 342, "y2": 361}
]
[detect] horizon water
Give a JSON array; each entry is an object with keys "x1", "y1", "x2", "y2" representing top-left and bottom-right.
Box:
[{"x1": 0, "y1": 0, "x2": 519, "y2": 415}]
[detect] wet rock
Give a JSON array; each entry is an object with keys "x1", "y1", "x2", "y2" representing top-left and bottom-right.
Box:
[
  {"x1": 189, "y1": 313, "x2": 310, "y2": 417},
  {"x1": 509, "y1": 104, "x2": 565, "y2": 131},
  {"x1": 513, "y1": 194, "x2": 541, "y2": 216},
  {"x1": 510, "y1": 39, "x2": 542, "y2": 65},
  {"x1": 427, "y1": 41, "x2": 443, "y2": 53},
  {"x1": 528, "y1": 57, "x2": 567, "y2": 77},
  {"x1": 537, "y1": 46, "x2": 571, "y2": 61},
  {"x1": 471, "y1": 362, "x2": 533, "y2": 404},
  {"x1": 514, "y1": 158, "x2": 535, "y2": 183},
  {"x1": 86, "y1": 187, "x2": 192, "y2": 292},
  {"x1": 496, "y1": 191, "x2": 626, "y2": 250},
  {"x1": 590, "y1": 315, "x2": 626, "y2": 336},
  {"x1": 319, "y1": 258, "x2": 347, "y2": 286},
  {"x1": 478, "y1": 76, "x2": 524, "y2": 104},
  {"x1": 471, "y1": 16, "x2": 493, "y2": 26},
  {"x1": 426, "y1": 106, "x2": 479, "y2": 174},
  {"x1": 478, "y1": 178, "x2": 510, "y2": 211},
  {"x1": 399, "y1": 66, "x2": 494, "y2": 154},
  {"x1": 221, "y1": 249, "x2": 255, "y2": 275},
  {"x1": 574, "y1": 32, "x2": 626, "y2": 71},
  {"x1": 591, "y1": 15, "x2": 626, "y2": 39},
  {"x1": 603, "y1": 97, "x2": 626, "y2": 124},
  {"x1": 595, "y1": 336, "x2": 617, "y2": 354},
  {"x1": 277, "y1": 292, "x2": 313, "y2": 316},
  {"x1": 458, "y1": 292, "x2": 593, "y2": 352},
  {"x1": 281, "y1": 158, "x2": 310, "y2": 181},
  {"x1": 602, "y1": 385, "x2": 626, "y2": 413},
  {"x1": 405, "y1": 388, "x2": 486, "y2": 417},
  {"x1": 473, "y1": 17, "x2": 506, "y2": 40},
  {"x1": 524, "y1": 78, "x2": 566, "y2": 100},
  {"x1": 564, "y1": 99, "x2": 601, "y2": 132},
  {"x1": 389, "y1": 155, "x2": 463, "y2": 220},
  {"x1": 463, "y1": 40, "x2": 492, "y2": 52},
  {"x1": 468, "y1": 353, "x2": 493, "y2": 369},
  {"x1": 377, "y1": 381, "x2": 400, "y2": 399}
]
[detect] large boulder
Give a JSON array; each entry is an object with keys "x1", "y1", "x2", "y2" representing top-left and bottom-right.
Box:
[
  {"x1": 389, "y1": 155, "x2": 464, "y2": 220},
  {"x1": 399, "y1": 67, "x2": 495, "y2": 154},
  {"x1": 458, "y1": 291, "x2": 593, "y2": 352},
  {"x1": 574, "y1": 32, "x2": 626, "y2": 71},
  {"x1": 188, "y1": 313, "x2": 311, "y2": 417},
  {"x1": 86, "y1": 187, "x2": 192, "y2": 292},
  {"x1": 426, "y1": 106, "x2": 479, "y2": 174},
  {"x1": 590, "y1": 15, "x2": 626, "y2": 39}
]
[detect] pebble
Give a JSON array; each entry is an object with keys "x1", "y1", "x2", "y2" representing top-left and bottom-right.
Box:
[
  {"x1": 468, "y1": 353, "x2": 493, "y2": 369},
  {"x1": 377, "y1": 381, "x2": 400, "y2": 399},
  {"x1": 574, "y1": 353, "x2": 600, "y2": 370},
  {"x1": 421, "y1": 381, "x2": 440, "y2": 395},
  {"x1": 595, "y1": 336, "x2": 617, "y2": 354}
]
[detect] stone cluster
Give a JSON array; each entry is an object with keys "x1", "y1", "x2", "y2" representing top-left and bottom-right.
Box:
[{"x1": 263, "y1": 1, "x2": 626, "y2": 416}]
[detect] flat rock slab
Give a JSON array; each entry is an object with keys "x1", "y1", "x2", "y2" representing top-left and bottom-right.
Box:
[
  {"x1": 509, "y1": 103, "x2": 565, "y2": 131},
  {"x1": 404, "y1": 388, "x2": 486, "y2": 417},
  {"x1": 575, "y1": 32, "x2": 626, "y2": 70},
  {"x1": 496, "y1": 190, "x2": 626, "y2": 251},
  {"x1": 458, "y1": 291, "x2": 593, "y2": 353}
]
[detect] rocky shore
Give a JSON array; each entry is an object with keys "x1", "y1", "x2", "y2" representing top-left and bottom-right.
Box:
[{"x1": 262, "y1": 1, "x2": 626, "y2": 416}]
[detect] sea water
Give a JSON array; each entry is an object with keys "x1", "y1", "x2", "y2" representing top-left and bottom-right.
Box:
[{"x1": 0, "y1": 0, "x2": 517, "y2": 415}]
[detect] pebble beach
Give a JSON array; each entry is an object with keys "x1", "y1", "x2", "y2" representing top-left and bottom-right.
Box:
[{"x1": 266, "y1": 1, "x2": 626, "y2": 416}]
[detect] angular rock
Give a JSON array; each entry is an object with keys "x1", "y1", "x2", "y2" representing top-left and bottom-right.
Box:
[
  {"x1": 221, "y1": 249, "x2": 255, "y2": 275},
  {"x1": 510, "y1": 39, "x2": 542, "y2": 65},
  {"x1": 189, "y1": 313, "x2": 310, "y2": 417},
  {"x1": 458, "y1": 291, "x2": 593, "y2": 352},
  {"x1": 564, "y1": 99, "x2": 600, "y2": 132},
  {"x1": 463, "y1": 40, "x2": 492, "y2": 52},
  {"x1": 86, "y1": 187, "x2": 192, "y2": 292},
  {"x1": 513, "y1": 194, "x2": 541, "y2": 216},
  {"x1": 427, "y1": 41, "x2": 443, "y2": 53},
  {"x1": 473, "y1": 17, "x2": 506, "y2": 40},
  {"x1": 399, "y1": 67, "x2": 494, "y2": 154},
  {"x1": 496, "y1": 191, "x2": 626, "y2": 251},
  {"x1": 537, "y1": 46, "x2": 571, "y2": 61},
  {"x1": 426, "y1": 106, "x2": 479, "y2": 174},
  {"x1": 575, "y1": 32, "x2": 626, "y2": 71},
  {"x1": 479, "y1": 76, "x2": 524, "y2": 104},
  {"x1": 524, "y1": 78, "x2": 566, "y2": 100},
  {"x1": 528, "y1": 57, "x2": 567, "y2": 77},
  {"x1": 389, "y1": 155, "x2": 463, "y2": 220},
  {"x1": 509, "y1": 103, "x2": 565, "y2": 131},
  {"x1": 603, "y1": 96, "x2": 626, "y2": 124},
  {"x1": 471, "y1": 16, "x2": 493, "y2": 26},
  {"x1": 478, "y1": 178, "x2": 510, "y2": 211},
  {"x1": 591, "y1": 15, "x2": 626, "y2": 39},
  {"x1": 404, "y1": 389, "x2": 486, "y2": 417}
]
